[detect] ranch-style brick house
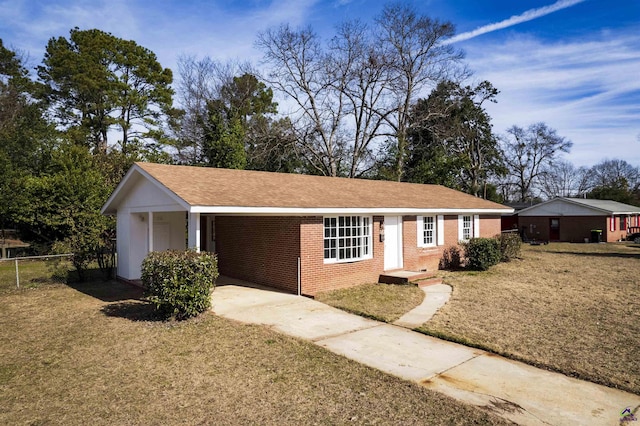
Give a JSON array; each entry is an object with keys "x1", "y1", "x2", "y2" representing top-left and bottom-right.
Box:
[
  {"x1": 508, "y1": 197, "x2": 640, "y2": 243},
  {"x1": 101, "y1": 162, "x2": 513, "y2": 296}
]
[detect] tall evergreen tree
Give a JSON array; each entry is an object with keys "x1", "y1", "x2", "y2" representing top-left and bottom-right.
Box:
[
  {"x1": 202, "y1": 100, "x2": 247, "y2": 169},
  {"x1": 38, "y1": 28, "x2": 174, "y2": 154},
  {"x1": 174, "y1": 64, "x2": 281, "y2": 169}
]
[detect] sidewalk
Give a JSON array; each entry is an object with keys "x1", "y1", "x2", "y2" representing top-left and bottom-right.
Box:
[
  {"x1": 393, "y1": 281, "x2": 451, "y2": 328},
  {"x1": 212, "y1": 279, "x2": 640, "y2": 425}
]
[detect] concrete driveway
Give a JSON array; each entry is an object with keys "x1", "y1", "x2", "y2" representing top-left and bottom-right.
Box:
[{"x1": 212, "y1": 278, "x2": 640, "y2": 426}]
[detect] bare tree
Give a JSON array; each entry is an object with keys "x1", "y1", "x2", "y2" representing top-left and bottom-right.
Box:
[
  {"x1": 257, "y1": 24, "x2": 346, "y2": 176},
  {"x1": 256, "y1": 3, "x2": 465, "y2": 178},
  {"x1": 257, "y1": 21, "x2": 396, "y2": 178},
  {"x1": 589, "y1": 159, "x2": 640, "y2": 191},
  {"x1": 586, "y1": 159, "x2": 640, "y2": 204},
  {"x1": 500, "y1": 122, "x2": 573, "y2": 202},
  {"x1": 539, "y1": 160, "x2": 590, "y2": 199},
  {"x1": 329, "y1": 20, "x2": 394, "y2": 177},
  {"x1": 245, "y1": 116, "x2": 300, "y2": 172},
  {"x1": 375, "y1": 2, "x2": 466, "y2": 181}
]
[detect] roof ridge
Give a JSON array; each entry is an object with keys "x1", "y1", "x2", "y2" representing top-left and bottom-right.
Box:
[{"x1": 136, "y1": 161, "x2": 447, "y2": 188}]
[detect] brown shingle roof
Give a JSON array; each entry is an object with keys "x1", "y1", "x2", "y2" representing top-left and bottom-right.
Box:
[{"x1": 135, "y1": 162, "x2": 510, "y2": 212}]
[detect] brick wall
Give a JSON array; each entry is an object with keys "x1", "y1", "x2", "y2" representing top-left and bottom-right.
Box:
[
  {"x1": 300, "y1": 214, "x2": 503, "y2": 296},
  {"x1": 403, "y1": 215, "x2": 502, "y2": 272},
  {"x1": 402, "y1": 215, "x2": 442, "y2": 271},
  {"x1": 479, "y1": 215, "x2": 502, "y2": 238},
  {"x1": 216, "y1": 216, "x2": 301, "y2": 293},
  {"x1": 518, "y1": 216, "x2": 613, "y2": 242},
  {"x1": 607, "y1": 215, "x2": 631, "y2": 242},
  {"x1": 216, "y1": 214, "x2": 504, "y2": 297},
  {"x1": 564, "y1": 216, "x2": 607, "y2": 242},
  {"x1": 300, "y1": 216, "x2": 385, "y2": 296}
]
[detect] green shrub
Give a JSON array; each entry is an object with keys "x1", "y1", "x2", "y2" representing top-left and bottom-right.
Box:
[
  {"x1": 52, "y1": 238, "x2": 95, "y2": 282},
  {"x1": 439, "y1": 245, "x2": 462, "y2": 270},
  {"x1": 141, "y1": 250, "x2": 219, "y2": 320},
  {"x1": 48, "y1": 256, "x2": 74, "y2": 283},
  {"x1": 464, "y1": 238, "x2": 501, "y2": 271},
  {"x1": 496, "y1": 232, "x2": 522, "y2": 262}
]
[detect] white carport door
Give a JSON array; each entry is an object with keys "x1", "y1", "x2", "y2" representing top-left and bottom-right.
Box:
[{"x1": 153, "y1": 222, "x2": 171, "y2": 251}]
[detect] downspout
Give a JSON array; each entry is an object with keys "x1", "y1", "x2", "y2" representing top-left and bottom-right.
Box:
[
  {"x1": 148, "y1": 211, "x2": 154, "y2": 253},
  {"x1": 297, "y1": 257, "x2": 301, "y2": 296}
]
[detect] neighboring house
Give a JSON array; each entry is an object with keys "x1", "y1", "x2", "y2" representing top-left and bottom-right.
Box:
[
  {"x1": 101, "y1": 162, "x2": 513, "y2": 296},
  {"x1": 500, "y1": 201, "x2": 539, "y2": 232},
  {"x1": 513, "y1": 197, "x2": 640, "y2": 243},
  {"x1": 0, "y1": 229, "x2": 30, "y2": 259}
]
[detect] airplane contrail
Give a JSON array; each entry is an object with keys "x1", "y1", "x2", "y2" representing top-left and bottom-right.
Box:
[{"x1": 445, "y1": 0, "x2": 587, "y2": 44}]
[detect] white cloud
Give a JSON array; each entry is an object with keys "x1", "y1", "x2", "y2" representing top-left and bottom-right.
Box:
[
  {"x1": 0, "y1": 0, "x2": 319, "y2": 77},
  {"x1": 135, "y1": 0, "x2": 319, "y2": 71},
  {"x1": 446, "y1": 0, "x2": 586, "y2": 44},
  {"x1": 465, "y1": 30, "x2": 640, "y2": 167},
  {"x1": 0, "y1": 0, "x2": 143, "y2": 71}
]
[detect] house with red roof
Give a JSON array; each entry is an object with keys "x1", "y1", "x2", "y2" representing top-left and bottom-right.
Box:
[{"x1": 101, "y1": 163, "x2": 513, "y2": 296}]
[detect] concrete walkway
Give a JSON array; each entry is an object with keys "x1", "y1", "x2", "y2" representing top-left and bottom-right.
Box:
[
  {"x1": 393, "y1": 282, "x2": 452, "y2": 328},
  {"x1": 211, "y1": 280, "x2": 640, "y2": 425}
]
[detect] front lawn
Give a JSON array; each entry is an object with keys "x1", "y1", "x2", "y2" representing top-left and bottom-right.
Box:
[
  {"x1": 320, "y1": 243, "x2": 640, "y2": 395},
  {"x1": 316, "y1": 282, "x2": 424, "y2": 322},
  {"x1": 420, "y1": 243, "x2": 640, "y2": 395},
  {"x1": 0, "y1": 278, "x2": 509, "y2": 425}
]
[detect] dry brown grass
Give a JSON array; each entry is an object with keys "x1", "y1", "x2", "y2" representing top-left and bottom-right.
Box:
[
  {"x1": 0, "y1": 279, "x2": 510, "y2": 425},
  {"x1": 419, "y1": 242, "x2": 640, "y2": 395},
  {"x1": 316, "y1": 283, "x2": 425, "y2": 323}
]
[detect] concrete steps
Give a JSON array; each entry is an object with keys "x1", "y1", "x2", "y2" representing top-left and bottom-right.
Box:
[{"x1": 378, "y1": 270, "x2": 437, "y2": 285}]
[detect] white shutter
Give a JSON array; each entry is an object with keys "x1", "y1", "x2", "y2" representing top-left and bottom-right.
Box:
[
  {"x1": 437, "y1": 215, "x2": 445, "y2": 246},
  {"x1": 473, "y1": 215, "x2": 480, "y2": 238},
  {"x1": 610, "y1": 216, "x2": 615, "y2": 232},
  {"x1": 416, "y1": 216, "x2": 424, "y2": 247},
  {"x1": 458, "y1": 215, "x2": 464, "y2": 241}
]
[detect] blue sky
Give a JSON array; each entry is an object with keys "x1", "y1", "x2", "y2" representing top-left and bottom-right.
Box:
[{"x1": 1, "y1": 0, "x2": 639, "y2": 168}]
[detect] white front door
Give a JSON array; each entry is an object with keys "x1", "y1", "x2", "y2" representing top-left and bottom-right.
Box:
[{"x1": 384, "y1": 216, "x2": 403, "y2": 270}]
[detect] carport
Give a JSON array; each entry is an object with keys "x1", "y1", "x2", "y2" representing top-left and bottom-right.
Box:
[
  {"x1": 101, "y1": 164, "x2": 302, "y2": 293},
  {"x1": 101, "y1": 167, "x2": 206, "y2": 281}
]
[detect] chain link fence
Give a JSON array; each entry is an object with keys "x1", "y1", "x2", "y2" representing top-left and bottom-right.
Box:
[{"x1": 0, "y1": 254, "x2": 74, "y2": 291}]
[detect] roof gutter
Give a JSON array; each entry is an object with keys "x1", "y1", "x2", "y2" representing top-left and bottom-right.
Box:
[{"x1": 188, "y1": 206, "x2": 514, "y2": 215}]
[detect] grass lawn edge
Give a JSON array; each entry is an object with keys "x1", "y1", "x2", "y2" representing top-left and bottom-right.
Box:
[
  {"x1": 326, "y1": 305, "x2": 389, "y2": 323},
  {"x1": 412, "y1": 326, "x2": 638, "y2": 396}
]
